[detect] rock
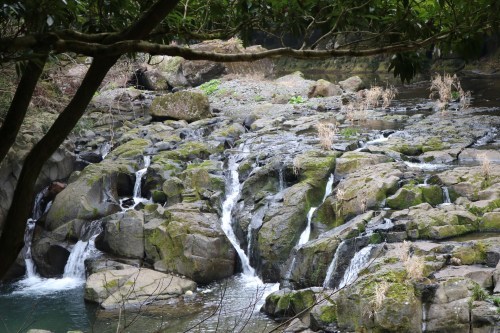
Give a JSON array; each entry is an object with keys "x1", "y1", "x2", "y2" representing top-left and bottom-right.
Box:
[
  {"x1": 335, "y1": 151, "x2": 392, "y2": 177},
  {"x1": 162, "y1": 177, "x2": 184, "y2": 206},
  {"x1": 144, "y1": 202, "x2": 236, "y2": 284},
  {"x1": 95, "y1": 210, "x2": 145, "y2": 259},
  {"x1": 316, "y1": 163, "x2": 402, "y2": 226},
  {"x1": 289, "y1": 212, "x2": 374, "y2": 288},
  {"x1": 91, "y1": 87, "x2": 148, "y2": 114},
  {"x1": 425, "y1": 278, "x2": 475, "y2": 333},
  {"x1": 44, "y1": 159, "x2": 135, "y2": 231},
  {"x1": 150, "y1": 91, "x2": 211, "y2": 122},
  {"x1": 339, "y1": 76, "x2": 365, "y2": 92},
  {"x1": 392, "y1": 203, "x2": 478, "y2": 240},
  {"x1": 481, "y1": 212, "x2": 500, "y2": 231},
  {"x1": 310, "y1": 300, "x2": 337, "y2": 331},
  {"x1": 84, "y1": 265, "x2": 196, "y2": 310},
  {"x1": 284, "y1": 318, "x2": 310, "y2": 333},
  {"x1": 386, "y1": 184, "x2": 443, "y2": 209},
  {"x1": 471, "y1": 301, "x2": 500, "y2": 329},
  {"x1": 31, "y1": 237, "x2": 70, "y2": 277},
  {"x1": 27, "y1": 330, "x2": 54, "y2": 333},
  {"x1": 459, "y1": 148, "x2": 500, "y2": 164},
  {"x1": 127, "y1": 66, "x2": 170, "y2": 91},
  {"x1": 263, "y1": 288, "x2": 316, "y2": 319},
  {"x1": 434, "y1": 265, "x2": 495, "y2": 288},
  {"x1": 183, "y1": 61, "x2": 225, "y2": 87},
  {"x1": 308, "y1": 79, "x2": 342, "y2": 98}
]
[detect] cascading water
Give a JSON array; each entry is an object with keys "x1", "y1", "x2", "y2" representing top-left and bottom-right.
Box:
[
  {"x1": 323, "y1": 241, "x2": 347, "y2": 288},
  {"x1": 298, "y1": 174, "x2": 334, "y2": 245},
  {"x1": 278, "y1": 167, "x2": 285, "y2": 192},
  {"x1": 120, "y1": 155, "x2": 151, "y2": 210},
  {"x1": 63, "y1": 220, "x2": 103, "y2": 279},
  {"x1": 221, "y1": 153, "x2": 256, "y2": 277},
  {"x1": 337, "y1": 245, "x2": 374, "y2": 289},
  {"x1": 442, "y1": 187, "x2": 451, "y2": 204}
]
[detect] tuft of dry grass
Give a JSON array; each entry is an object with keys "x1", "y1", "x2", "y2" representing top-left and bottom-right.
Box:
[
  {"x1": 373, "y1": 281, "x2": 390, "y2": 312},
  {"x1": 430, "y1": 73, "x2": 471, "y2": 111},
  {"x1": 478, "y1": 153, "x2": 491, "y2": 180},
  {"x1": 382, "y1": 86, "x2": 398, "y2": 108},
  {"x1": 342, "y1": 86, "x2": 397, "y2": 123},
  {"x1": 398, "y1": 240, "x2": 425, "y2": 280},
  {"x1": 292, "y1": 156, "x2": 302, "y2": 176},
  {"x1": 316, "y1": 122, "x2": 338, "y2": 150}
]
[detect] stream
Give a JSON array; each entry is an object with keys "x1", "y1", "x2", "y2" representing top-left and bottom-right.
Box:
[{"x1": 1, "y1": 72, "x2": 499, "y2": 332}]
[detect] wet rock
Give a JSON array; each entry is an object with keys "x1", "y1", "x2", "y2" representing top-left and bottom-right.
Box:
[
  {"x1": 459, "y1": 148, "x2": 500, "y2": 164},
  {"x1": 339, "y1": 76, "x2": 365, "y2": 92},
  {"x1": 95, "y1": 210, "x2": 145, "y2": 259},
  {"x1": 308, "y1": 79, "x2": 342, "y2": 98},
  {"x1": 471, "y1": 301, "x2": 500, "y2": 330},
  {"x1": 162, "y1": 177, "x2": 184, "y2": 207},
  {"x1": 316, "y1": 163, "x2": 402, "y2": 226},
  {"x1": 150, "y1": 91, "x2": 211, "y2": 122},
  {"x1": 309, "y1": 300, "x2": 337, "y2": 331},
  {"x1": 84, "y1": 265, "x2": 196, "y2": 310},
  {"x1": 31, "y1": 238, "x2": 70, "y2": 277}
]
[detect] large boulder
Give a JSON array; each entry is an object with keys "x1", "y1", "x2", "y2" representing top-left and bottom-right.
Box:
[
  {"x1": 150, "y1": 91, "x2": 211, "y2": 122},
  {"x1": 386, "y1": 184, "x2": 443, "y2": 209},
  {"x1": 95, "y1": 210, "x2": 145, "y2": 259},
  {"x1": 144, "y1": 202, "x2": 235, "y2": 284},
  {"x1": 308, "y1": 79, "x2": 342, "y2": 98},
  {"x1": 335, "y1": 151, "x2": 392, "y2": 177},
  {"x1": 339, "y1": 76, "x2": 365, "y2": 92},
  {"x1": 44, "y1": 159, "x2": 135, "y2": 231},
  {"x1": 84, "y1": 265, "x2": 196, "y2": 309}
]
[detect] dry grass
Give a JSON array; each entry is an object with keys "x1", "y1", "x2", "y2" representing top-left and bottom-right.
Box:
[
  {"x1": 343, "y1": 86, "x2": 397, "y2": 123},
  {"x1": 292, "y1": 156, "x2": 302, "y2": 176},
  {"x1": 430, "y1": 73, "x2": 471, "y2": 110},
  {"x1": 382, "y1": 86, "x2": 398, "y2": 108},
  {"x1": 397, "y1": 240, "x2": 425, "y2": 280},
  {"x1": 478, "y1": 153, "x2": 491, "y2": 180},
  {"x1": 373, "y1": 281, "x2": 390, "y2": 312},
  {"x1": 316, "y1": 122, "x2": 338, "y2": 150}
]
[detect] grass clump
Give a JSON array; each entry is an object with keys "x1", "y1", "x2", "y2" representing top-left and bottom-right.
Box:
[
  {"x1": 289, "y1": 95, "x2": 305, "y2": 104},
  {"x1": 316, "y1": 122, "x2": 338, "y2": 150},
  {"x1": 199, "y1": 79, "x2": 221, "y2": 95},
  {"x1": 429, "y1": 73, "x2": 471, "y2": 111}
]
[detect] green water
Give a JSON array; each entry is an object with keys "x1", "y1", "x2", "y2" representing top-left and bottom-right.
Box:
[{"x1": 0, "y1": 283, "x2": 96, "y2": 333}]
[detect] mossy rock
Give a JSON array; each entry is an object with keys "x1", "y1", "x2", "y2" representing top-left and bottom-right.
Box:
[
  {"x1": 150, "y1": 91, "x2": 211, "y2": 122},
  {"x1": 159, "y1": 141, "x2": 217, "y2": 161},
  {"x1": 421, "y1": 136, "x2": 450, "y2": 152},
  {"x1": 387, "y1": 185, "x2": 443, "y2": 209},
  {"x1": 263, "y1": 289, "x2": 316, "y2": 319},
  {"x1": 109, "y1": 138, "x2": 150, "y2": 159},
  {"x1": 480, "y1": 212, "x2": 500, "y2": 231},
  {"x1": 452, "y1": 241, "x2": 488, "y2": 265}
]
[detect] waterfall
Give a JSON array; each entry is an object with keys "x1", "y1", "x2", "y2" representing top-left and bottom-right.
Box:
[
  {"x1": 221, "y1": 154, "x2": 256, "y2": 277},
  {"x1": 100, "y1": 142, "x2": 112, "y2": 159},
  {"x1": 120, "y1": 155, "x2": 151, "y2": 210},
  {"x1": 278, "y1": 167, "x2": 285, "y2": 192},
  {"x1": 323, "y1": 241, "x2": 347, "y2": 288},
  {"x1": 24, "y1": 219, "x2": 38, "y2": 279},
  {"x1": 422, "y1": 303, "x2": 428, "y2": 332},
  {"x1": 442, "y1": 187, "x2": 451, "y2": 204},
  {"x1": 63, "y1": 220, "x2": 103, "y2": 279},
  {"x1": 337, "y1": 245, "x2": 374, "y2": 290},
  {"x1": 298, "y1": 174, "x2": 334, "y2": 245}
]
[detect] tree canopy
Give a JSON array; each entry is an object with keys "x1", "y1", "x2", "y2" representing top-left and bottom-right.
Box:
[{"x1": 0, "y1": 0, "x2": 498, "y2": 279}]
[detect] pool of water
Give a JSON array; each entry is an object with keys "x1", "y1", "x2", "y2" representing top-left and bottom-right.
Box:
[{"x1": 0, "y1": 282, "x2": 96, "y2": 333}]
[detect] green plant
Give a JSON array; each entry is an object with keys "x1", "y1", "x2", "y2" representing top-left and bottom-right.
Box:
[
  {"x1": 471, "y1": 284, "x2": 488, "y2": 301},
  {"x1": 340, "y1": 127, "x2": 359, "y2": 138},
  {"x1": 199, "y1": 79, "x2": 221, "y2": 95},
  {"x1": 289, "y1": 95, "x2": 305, "y2": 104},
  {"x1": 254, "y1": 95, "x2": 265, "y2": 102}
]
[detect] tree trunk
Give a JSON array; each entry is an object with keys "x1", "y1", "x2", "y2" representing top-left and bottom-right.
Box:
[
  {"x1": 0, "y1": 55, "x2": 48, "y2": 164},
  {"x1": 0, "y1": 0, "x2": 181, "y2": 280}
]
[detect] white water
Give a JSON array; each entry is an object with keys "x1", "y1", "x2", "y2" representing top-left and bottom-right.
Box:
[
  {"x1": 221, "y1": 154, "x2": 256, "y2": 277},
  {"x1": 404, "y1": 161, "x2": 448, "y2": 171},
  {"x1": 133, "y1": 155, "x2": 151, "y2": 207},
  {"x1": 422, "y1": 303, "x2": 428, "y2": 332},
  {"x1": 337, "y1": 245, "x2": 374, "y2": 290},
  {"x1": 323, "y1": 241, "x2": 347, "y2": 288},
  {"x1": 100, "y1": 142, "x2": 112, "y2": 159},
  {"x1": 298, "y1": 174, "x2": 335, "y2": 245},
  {"x1": 278, "y1": 167, "x2": 285, "y2": 192},
  {"x1": 120, "y1": 155, "x2": 151, "y2": 210},
  {"x1": 15, "y1": 221, "x2": 102, "y2": 295},
  {"x1": 442, "y1": 186, "x2": 451, "y2": 204}
]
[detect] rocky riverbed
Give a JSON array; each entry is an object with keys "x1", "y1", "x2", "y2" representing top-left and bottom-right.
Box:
[{"x1": 1, "y1": 63, "x2": 499, "y2": 332}]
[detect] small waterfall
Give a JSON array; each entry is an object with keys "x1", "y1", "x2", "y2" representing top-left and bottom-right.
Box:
[
  {"x1": 63, "y1": 220, "x2": 103, "y2": 279},
  {"x1": 422, "y1": 303, "x2": 428, "y2": 332},
  {"x1": 337, "y1": 245, "x2": 374, "y2": 290},
  {"x1": 121, "y1": 155, "x2": 151, "y2": 210},
  {"x1": 323, "y1": 241, "x2": 347, "y2": 288},
  {"x1": 24, "y1": 219, "x2": 38, "y2": 278},
  {"x1": 298, "y1": 174, "x2": 334, "y2": 245},
  {"x1": 278, "y1": 167, "x2": 285, "y2": 192},
  {"x1": 442, "y1": 187, "x2": 451, "y2": 204},
  {"x1": 100, "y1": 142, "x2": 112, "y2": 159},
  {"x1": 221, "y1": 154, "x2": 256, "y2": 277}
]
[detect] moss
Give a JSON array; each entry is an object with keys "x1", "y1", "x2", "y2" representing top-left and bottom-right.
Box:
[
  {"x1": 318, "y1": 304, "x2": 337, "y2": 323},
  {"x1": 393, "y1": 143, "x2": 423, "y2": 156},
  {"x1": 109, "y1": 138, "x2": 150, "y2": 158},
  {"x1": 421, "y1": 137, "x2": 449, "y2": 152},
  {"x1": 152, "y1": 190, "x2": 167, "y2": 204},
  {"x1": 161, "y1": 141, "x2": 215, "y2": 161},
  {"x1": 481, "y1": 212, "x2": 500, "y2": 231},
  {"x1": 104, "y1": 279, "x2": 119, "y2": 290},
  {"x1": 452, "y1": 241, "x2": 488, "y2": 264},
  {"x1": 468, "y1": 199, "x2": 500, "y2": 216}
]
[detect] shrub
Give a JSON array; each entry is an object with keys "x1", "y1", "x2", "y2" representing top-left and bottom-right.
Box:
[{"x1": 199, "y1": 79, "x2": 221, "y2": 95}]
